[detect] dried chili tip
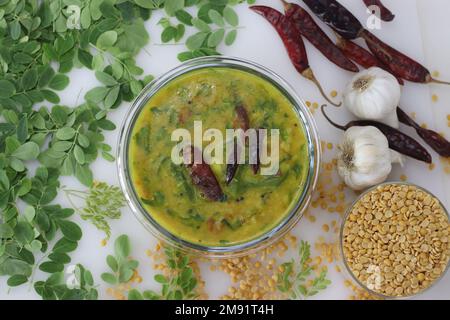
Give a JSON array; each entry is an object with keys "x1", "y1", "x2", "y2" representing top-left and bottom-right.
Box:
[
  {"x1": 235, "y1": 105, "x2": 250, "y2": 132},
  {"x1": 226, "y1": 163, "x2": 239, "y2": 185},
  {"x1": 362, "y1": 0, "x2": 395, "y2": 22},
  {"x1": 397, "y1": 107, "x2": 450, "y2": 158}
]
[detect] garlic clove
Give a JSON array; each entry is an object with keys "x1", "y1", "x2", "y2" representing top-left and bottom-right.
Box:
[
  {"x1": 337, "y1": 126, "x2": 401, "y2": 191},
  {"x1": 343, "y1": 67, "x2": 401, "y2": 126}
]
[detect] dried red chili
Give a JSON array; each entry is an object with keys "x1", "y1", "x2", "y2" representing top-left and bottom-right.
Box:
[
  {"x1": 362, "y1": 0, "x2": 395, "y2": 22},
  {"x1": 226, "y1": 105, "x2": 250, "y2": 185},
  {"x1": 225, "y1": 144, "x2": 239, "y2": 185},
  {"x1": 283, "y1": 1, "x2": 359, "y2": 73},
  {"x1": 321, "y1": 105, "x2": 432, "y2": 164},
  {"x1": 250, "y1": 5, "x2": 341, "y2": 106},
  {"x1": 334, "y1": 33, "x2": 404, "y2": 85},
  {"x1": 251, "y1": 128, "x2": 263, "y2": 174},
  {"x1": 361, "y1": 30, "x2": 450, "y2": 85},
  {"x1": 302, "y1": 0, "x2": 363, "y2": 40},
  {"x1": 397, "y1": 107, "x2": 450, "y2": 158},
  {"x1": 302, "y1": 0, "x2": 450, "y2": 85},
  {"x1": 186, "y1": 146, "x2": 225, "y2": 201}
]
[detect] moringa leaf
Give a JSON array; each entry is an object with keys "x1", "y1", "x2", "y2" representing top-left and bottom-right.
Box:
[
  {"x1": 223, "y1": 6, "x2": 239, "y2": 27},
  {"x1": 48, "y1": 74, "x2": 69, "y2": 91},
  {"x1": 11, "y1": 142, "x2": 40, "y2": 160},
  {"x1": 165, "y1": 0, "x2": 184, "y2": 16},
  {"x1": 57, "y1": 220, "x2": 82, "y2": 242},
  {"x1": 0, "y1": 80, "x2": 16, "y2": 98},
  {"x1": 114, "y1": 234, "x2": 130, "y2": 259}
]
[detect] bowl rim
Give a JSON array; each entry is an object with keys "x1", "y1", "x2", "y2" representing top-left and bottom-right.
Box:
[
  {"x1": 339, "y1": 181, "x2": 450, "y2": 299},
  {"x1": 117, "y1": 55, "x2": 321, "y2": 257}
]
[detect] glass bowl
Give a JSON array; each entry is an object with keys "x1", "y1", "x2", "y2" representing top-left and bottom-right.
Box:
[
  {"x1": 339, "y1": 181, "x2": 450, "y2": 299},
  {"x1": 117, "y1": 56, "x2": 321, "y2": 258}
]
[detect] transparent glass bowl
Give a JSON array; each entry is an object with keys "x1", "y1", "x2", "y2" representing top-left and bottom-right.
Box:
[
  {"x1": 340, "y1": 181, "x2": 450, "y2": 299},
  {"x1": 117, "y1": 56, "x2": 321, "y2": 258}
]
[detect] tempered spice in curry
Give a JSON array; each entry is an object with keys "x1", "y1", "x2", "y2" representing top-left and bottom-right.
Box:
[{"x1": 128, "y1": 67, "x2": 310, "y2": 247}]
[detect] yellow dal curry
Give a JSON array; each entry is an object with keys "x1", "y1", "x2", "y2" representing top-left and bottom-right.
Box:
[{"x1": 129, "y1": 68, "x2": 309, "y2": 247}]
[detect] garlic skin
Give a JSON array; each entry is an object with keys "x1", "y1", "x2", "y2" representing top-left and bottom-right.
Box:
[
  {"x1": 343, "y1": 67, "x2": 401, "y2": 128},
  {"x1": 337, "y1": 126, "x2": 403, "y2": 191}
]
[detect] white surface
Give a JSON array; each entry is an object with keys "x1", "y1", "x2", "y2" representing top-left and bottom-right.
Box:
[{"x1": 1, "y1": 0, "x2": 449, "y2": 300}]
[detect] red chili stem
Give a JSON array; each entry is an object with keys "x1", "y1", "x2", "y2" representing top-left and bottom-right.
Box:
[
  {"x1": 320, "y1": 104, "x2": 346, "y2": 131},
  {"x1": 302, "y1": 68, "x2": 341, "y2": 107},
  {"x1": 362, "y1": 0, "x2": 395, "y2": 22},
  {"x1": 283, "y1": 1, "x2": 359, "y2": 73},
  {"x1": 250, "y1": 5, "x2": 341, "y2": 107},
  {"x1": 426, "y1": 76, "x2": 450, "y2": 86}
]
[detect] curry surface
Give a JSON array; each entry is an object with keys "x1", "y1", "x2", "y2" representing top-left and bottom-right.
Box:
[{"x1": 129, "y1": 68, "x2": 309, "y2": 247}]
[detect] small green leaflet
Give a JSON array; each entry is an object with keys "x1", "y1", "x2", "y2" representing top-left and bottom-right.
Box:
[
  {"x1": 101, "y1": 234, "x2": 138, "y2": 285},
  {"x1": 0, "y1": 0, "x2": 244, "y2": 299},
  {"x1": 157, "y1": 1, "x2": 242, "y2": 60},
  {"x1": 276, "y1": 241, "x2": 332, "y2": 299},
  {"x1": 101, "y1": 235, "x2": 200, "y2": 300}
]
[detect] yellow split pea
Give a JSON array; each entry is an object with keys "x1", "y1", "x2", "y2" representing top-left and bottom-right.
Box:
[{"x1": 342, "y1": 183, "x2": 450, "y2": 298}]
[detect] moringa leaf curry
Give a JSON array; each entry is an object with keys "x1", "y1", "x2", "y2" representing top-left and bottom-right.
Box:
[{"x1": 128, "y1": 68, "x2": 309, "y2": 247}]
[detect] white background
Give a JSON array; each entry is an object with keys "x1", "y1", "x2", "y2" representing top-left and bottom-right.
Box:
[{"x1": 1, "y1": 0, "x2": 449, "y2": 300}]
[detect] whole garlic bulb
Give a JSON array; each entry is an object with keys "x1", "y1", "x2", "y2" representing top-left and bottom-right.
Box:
[
  {"x1": 337, "y1": 126, "x2": 403, "y2": 190},
  {"x1": 343, "y1": 67, "x2": 401, "y2": 128}
]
